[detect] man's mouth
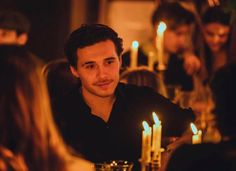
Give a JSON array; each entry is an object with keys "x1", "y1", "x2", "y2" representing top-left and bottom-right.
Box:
[{"x1": 95, "y1": 80, "x2": 113, "y2": 89}]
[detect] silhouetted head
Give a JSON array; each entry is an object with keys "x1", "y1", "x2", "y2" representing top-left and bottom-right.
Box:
[{"x1": 210, "y1": 62, "x2": 236, "y2": 138}]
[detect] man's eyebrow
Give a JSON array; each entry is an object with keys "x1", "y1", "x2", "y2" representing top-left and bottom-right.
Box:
[
  {"x1": 81, "y1": 61, "x2": 95, "y2": 67},
  {"x1": 104, "y1": 57, "x2": 116, "y2": 60}
]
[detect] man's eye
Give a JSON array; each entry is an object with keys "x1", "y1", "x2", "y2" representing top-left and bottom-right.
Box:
[
  {"x1": 219, "y1": 34, "x2": 227, "y2": 38},
  {"x1": 106, "y1": 60, "x2": 114, "y2": 65},
  {"x1": 85, "y1": 64, "x2": 95, "y2": 69},
  {"x1": 206, "y1": 32, "x2": 214, "y2": 37}
]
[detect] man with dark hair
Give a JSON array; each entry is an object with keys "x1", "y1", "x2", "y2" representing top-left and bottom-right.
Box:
[
  {"x1": 53, "y1": 23, "x2": 195, "y2": 169},
  {"x1": 166, "y1": 63, "x2": 236, "y2": 171},
  {"x1": 151, "y1": 2, "x2": 194, "y2": 33},
  {"x1": 0, "y1": 10, "x2": 30, "y2": 45},
  {"x1": 122, "y1": 2, "x2": 200, "y2": 91}
]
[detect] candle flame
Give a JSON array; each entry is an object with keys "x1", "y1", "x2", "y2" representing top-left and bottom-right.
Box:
[
  {"x1": 152, "y1": 112, "x2": 161, "y2": 126},
  {"x1": 132, "y1": 41, "x2": 139, "y2": 48},
  {"x1": 142, "y1": 121, "x2": 150, "y2": 131},
  {"x1": 157, "y1": 21, "x2": 167, "y2": 33},
  {"x1": 190, "y1": 122, "x2": 198, "y2": 135}
]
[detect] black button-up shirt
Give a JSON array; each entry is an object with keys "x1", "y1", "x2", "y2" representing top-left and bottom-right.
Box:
[{"x1": 52, "y1": 83, "x2": 195, "y2": 167}]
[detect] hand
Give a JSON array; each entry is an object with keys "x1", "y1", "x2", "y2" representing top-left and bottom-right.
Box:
[
  {"x1": 183, "y1": 52, "x2": 201, "y2": 76},
  {"x1": 166, "y1": 133, "x2": 192, "y2": 152}
]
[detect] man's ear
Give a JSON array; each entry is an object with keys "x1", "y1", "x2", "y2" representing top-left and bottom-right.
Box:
[
  {"x1": 17, "y1": 33, "x2": 28, "y2": 45},
  {"x1": 70, "y1": 66, "x2": 79, "y2": 78}
]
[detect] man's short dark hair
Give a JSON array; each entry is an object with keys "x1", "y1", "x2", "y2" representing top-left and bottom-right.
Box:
[
  {"x1": 64, "y1": 24, "x2": 123, "y2": 68},
  {"x1": 151, "y1": 2, "x2": 195, "y2": 30},
  {"x1": 0, "y1": 10, "x2": 30, "y2": 35}
]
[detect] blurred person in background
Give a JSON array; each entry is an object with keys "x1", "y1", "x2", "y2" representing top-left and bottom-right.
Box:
[
  {"x1": 0, "y1": 45, "x2": 94, "y2": 171},
  {"x1": 43, "y1": 58, "x2": 79, "y2": 104},
  {"x1": 0, "y1": 10, "x2": 30, "y2": 45},
  {"x1": 120, "y1": 67, "x2": 168, "y2": 97},
  {"x1": 122, "y1": 2, "x2": 201, "y2": 91},
  {"x1": 165, "y1": 62, "x2": 236, "y2": 171},
  {"x1": 198, "y1": 6, "x2": 233, "y2": 83}
]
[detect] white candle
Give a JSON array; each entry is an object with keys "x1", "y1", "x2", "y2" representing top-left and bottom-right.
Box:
[
  {"x1": 130, "y1": 40, "x2": 139, "y2": 69},
  {"x1": 190, "y1": 123, "x2": 202, "y2": 144},
  {"x1": 152, "y1": 112, "x2": 162, "y2": 164},
  {"x1": 156, "y1": 21, "x2": 167, "y2": 71},
  {"x1": 142, "y1": 121, "x2": 152, "y2": 163},
  {"x1": 148, "y1": 52, "x2": 154, "y2": 71}
]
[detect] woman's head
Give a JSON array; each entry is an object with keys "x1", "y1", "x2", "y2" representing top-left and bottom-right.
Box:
[
  {"x1": 0, "y1": 45, "x2": 43, "y2": 150},
  {"x1": 202, "y1": 6, "x2": 231, "y2": 53},
  {"x1": 0, "y1": 45, "x2": 69, "y2": 171}
]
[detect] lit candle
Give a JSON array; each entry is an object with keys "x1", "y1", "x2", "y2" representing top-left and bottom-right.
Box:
[
  {"x1": 190, "y1": 122, "x2": 202, "y2": 144},
  {"x1": 130, "y1": 40, "x2": 139, "y2": 69},
  {"x1": 142, "y1": 121, "x2": 152, "y2": 163},
  {"x1": 156, "y1": 21, "x2": 167, "y2": 71},
  {"x1": 148, "y1": 52, "x2": 154, "y2": 71},
  {"x1": 152, "y1": 112, "x2": 162, "y2": 164}
]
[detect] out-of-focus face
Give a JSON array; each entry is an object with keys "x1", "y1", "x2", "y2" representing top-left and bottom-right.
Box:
[
  {"x1": 0, "y1": 29, "x2": 27, "y2": 45},
  {"x1": 70, "y1": 40, "x2": 121, "y2": 99},
  {"x1": 163, "y1": 25, "x2": 191, "y2": 54},
  {"x1": 153, "y1": 24, "x2": 191, "y2": 54},
  {"x1": 203, "y1": 22, "x2": 230, "y2": 53}
]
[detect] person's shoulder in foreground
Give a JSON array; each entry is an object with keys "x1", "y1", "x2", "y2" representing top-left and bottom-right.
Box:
[
  {"x1": 166, "y1": 140, "x2": 236, "y2": 171},
  {"x1": 166, "y1": 63, "x2": 236, "y2": 171}
]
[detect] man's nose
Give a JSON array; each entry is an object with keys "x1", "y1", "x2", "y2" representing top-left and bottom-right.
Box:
[
  {"x1": 179, "y1": 36, "x2": 188, "y2": 49},
  {"x1": 212, "y1": 35, "x2": 220, "y2": 44},
  {"x1": 96, "y1": 65, "x2": 107, "y2": 78}
]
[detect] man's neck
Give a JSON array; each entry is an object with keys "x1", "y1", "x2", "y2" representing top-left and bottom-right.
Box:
[{"x1": 81, "y1": 89, "x2": 116, "y2": 122}]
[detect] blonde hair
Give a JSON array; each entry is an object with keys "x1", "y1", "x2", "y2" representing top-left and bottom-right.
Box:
[{"x1": 0, "y1": 45, "x2": 73, "y2": 171}]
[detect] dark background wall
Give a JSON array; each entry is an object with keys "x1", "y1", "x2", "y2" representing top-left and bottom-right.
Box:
[
  {"x1": 0, "y1": 0, "x2": 235, "y2": 62},
  {"x1": 0, "y1": 0, "x2": 71, "y2": 62}
]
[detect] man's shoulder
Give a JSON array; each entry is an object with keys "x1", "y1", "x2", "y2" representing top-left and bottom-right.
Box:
[
  {"x1": 117, "y1": 82, "x2": 161, "y2": 97},
  {"x1": 52, "y1": 86, "x2": 82, "y2": 110},
  {"x1": 117, "y1": 83, "x2": 173, "y2": 108}
]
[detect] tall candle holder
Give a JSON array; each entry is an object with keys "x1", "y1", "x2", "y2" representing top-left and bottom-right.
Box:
[
  {"x1": 140, "y1": 148, "x2": 165, "y2": 171},
  {"x1": 141, "y1": 112, "x2": 163, "y2": 171},
  {"x1": 155, "y1": 21, "x2": 167, "y2": 71},
  {"x1": 130, "y1": 40, "x2": 139, "y2": 69}
]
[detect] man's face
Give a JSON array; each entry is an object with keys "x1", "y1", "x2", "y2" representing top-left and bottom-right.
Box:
[
  {"x1": 163, "y1": 25, "x2": 191, "y2": 54},
  {"x1": 71, "y1": 40, "x2": 121, "y2": 99},
  {"x1": 203, "y1": 23, "x2": 230, "y2": 53},
  {"x1": 0, "y1": 29, "x2": 27, "y2": 45}
]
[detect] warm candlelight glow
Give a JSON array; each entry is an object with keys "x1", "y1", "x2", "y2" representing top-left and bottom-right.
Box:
[
  {"x1": 156, "y1": 21, "x2": 167, "y2": 71},
  {"x1": 152, "y1": 112, "x2": 162, "y2": 165},
  {"x1": 190, "y1": 123, "x2": 202, "y2": 144},
  {"x1": 130, "y1": 40, "x2": 139, "y2": 69},
  {"x1": 132, "y1": 41, "x2": 139, "y2": 48},
  {"x1": 148, "y1": 52, "x2": 154, "y2": 71},
  {"x1": 190, "y1": 122, "x2": 198, "y2": 135},
  {"x1": 153, "y1": 112, "x2": 161, "y2": 126},
  {"x1": 142, "y1": 121, "x2": 151, "y2": 164},
  {"x1": 143, "y1": 121, "x2": 150, "y2": 131},
  {"x1": 157, "y1": 22, "x2": 167, "y2": 33}
]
